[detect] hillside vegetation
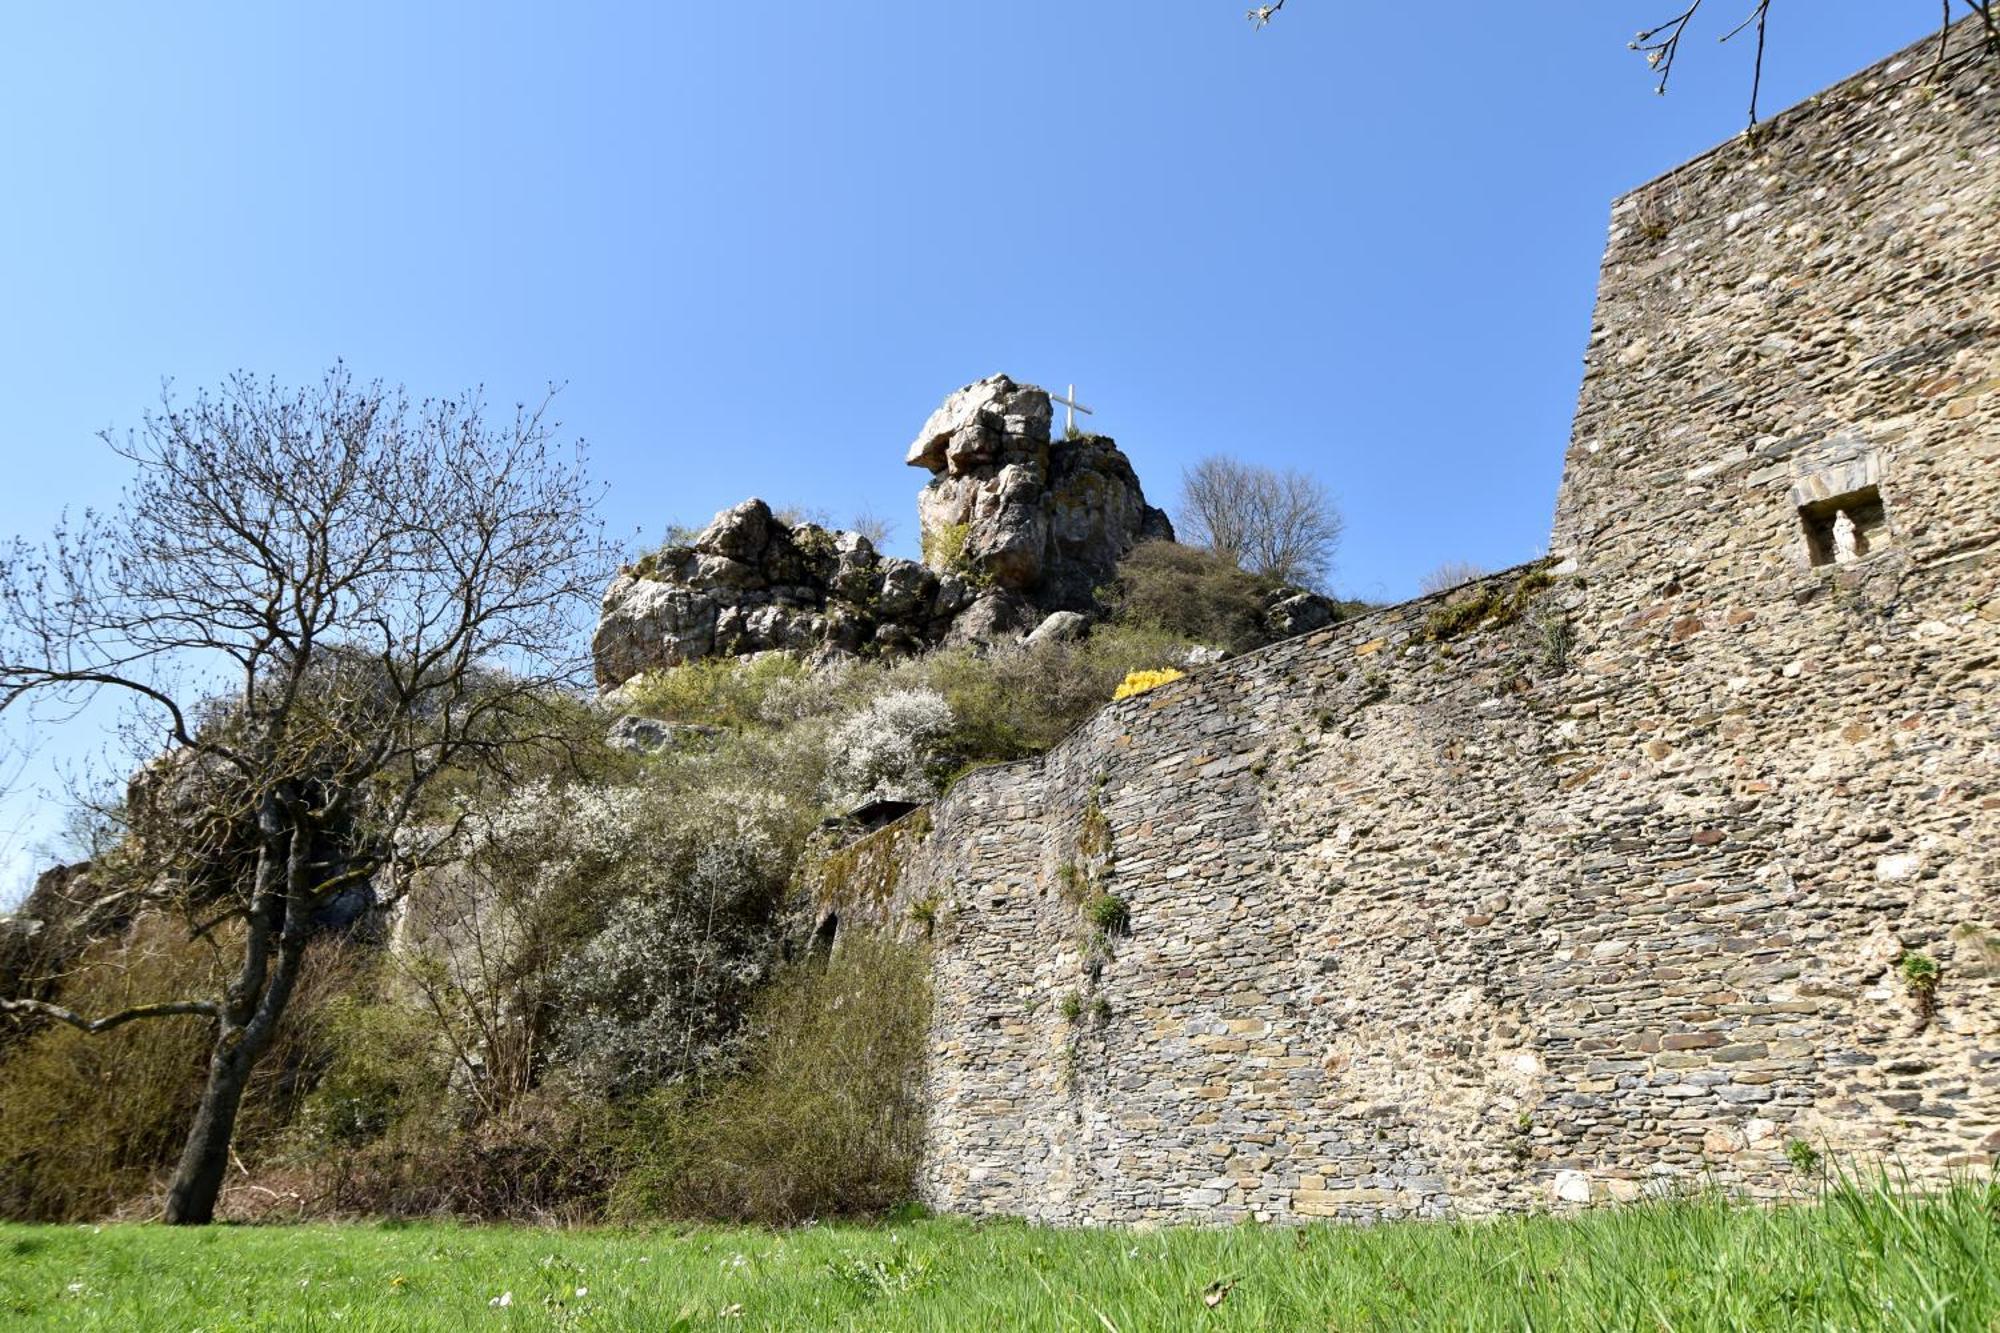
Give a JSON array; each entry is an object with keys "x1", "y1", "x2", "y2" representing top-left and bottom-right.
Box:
[{"x1": 1, "y1": 543, "x2": 1333, "y2": 1226}]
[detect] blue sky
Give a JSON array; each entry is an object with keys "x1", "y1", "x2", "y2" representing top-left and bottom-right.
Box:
[{"x1": 0, "y1": 2, "x2": 1936, "y2": 895}]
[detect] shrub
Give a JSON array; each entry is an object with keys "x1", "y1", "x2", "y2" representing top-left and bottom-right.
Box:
[
  {"x1": 548, "y1": 835, "x2": 789, "y2": 1098},
  {"x1": 1425, "y1": 587, "x2": 1501, "y2": 641},
  {"x1": 311, "y1": 1088, "x2": 617, "y2": 1222},
  {"x1": 1102, "y1": 541, "x2": 1275, "y2": 653},
  {"x1": 0, "y1": 920, "x2": 352, "y2": 1222},
  {"x1": 1085, "y1": 893, "x2": 1130, "y2": 936},
  {"x1": 608, "y1": 933, "x2": 932, "y2": 1224},
  {"x1": 822, "y1": 688, "x2": 956, "y2": 809},
  {"x1": 1900, "y1": 951, "x2": 1941, "y2": 1020},
  {"x1": 1538, "y1": 612, "x2": 1577, "y2": 673},
  {"x1": 1785, "y1": 1137, "x2": 1823, "y2": 1177},
  {"x1": 1114, "y1": 668, "x2": 1185, "y2": 700},
  {"x1": 621, "y1": 654, "x2": 809, "y2": 729},
  {"x1": 916, "y1": 625, "x2": 1194, "y2": 762},
  {"x1": 1425, "y1": 567, "x2": 1558, "y2": 643},
  {"x1": 919, "y1": 521, "x2": 975, "y2": 577},
  {"x1": 296, "y1": 978, "x2": 452, "y2": 1152},
  {"x1": 442, "y1": 773, "x2": 810, "y2": 1102}
]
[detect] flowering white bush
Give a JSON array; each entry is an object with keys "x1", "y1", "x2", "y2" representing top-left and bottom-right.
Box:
[
  {"x1": 549, "y1": 830, "x2": 783, "y2": 1095},
  {"x1": 423, "y1": 768, "x2": 811, "y2": 1099},
  {"x1": 821, "y1": 688, "x2": 955, "y2": 810}
]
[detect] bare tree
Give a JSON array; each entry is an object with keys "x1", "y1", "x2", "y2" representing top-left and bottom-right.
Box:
[
  {"x1": 1417, "y1": 561, "x2": 1487, "y2": 597},
  {"x1": 1176, "y1": 455, "x2": 1343, "y2": 591},
  {"x1": 774, "y1": 503, "x2": 897, "y2": 550},
  {"x1": 1632, "y1": 1, "x2": 1995, "y2": 125},
  {"x1": 847, "y1": 505, "x2": 898, "y2": 552},
  {"x1": 0, "y1": 365, "x2": 611, "y2": 1224},
  {"x1": 1249, "y1": 3, "x2": 1998, "y2": 127}
]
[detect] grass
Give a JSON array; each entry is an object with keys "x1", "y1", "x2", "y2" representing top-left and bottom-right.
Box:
[{"x1": 0, "y1": 1176, "x2": 1993, "y2": 1330}]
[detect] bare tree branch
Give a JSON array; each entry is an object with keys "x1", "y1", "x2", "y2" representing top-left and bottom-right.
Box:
[
  {"x1": 0, "y1": 995, "x2": 219, "y2": 1033},
  {"x1": 1253, "y1": 4, "x2": 1998, "y2": 129},
  {"x1": 1246, "y1": 0, "x2": 1287, "y2": 29}
]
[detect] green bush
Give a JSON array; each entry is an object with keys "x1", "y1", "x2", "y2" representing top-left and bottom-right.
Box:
[
  {"x1": 1900, "y1": 950, "x2": 1942, "y2": 1019},
  {"x1": 1085, "y1": 893, "x2": 1130, "y2": 936},
  {"x1": 918, "y1": 624, "x2": 1196, "y2": 763},
  {"x1": 919, "y1": 521, "x2": 975, "y2": 578},
  {"x1": 1101, "y1": 541, "x2": 1275, "y2": 653},
  {"x1": 295, "y1": 978, "x2": 451, "y2": 1152},
  {"x1": 0, "y1": 922, "x2": 351, "y2": 1222},
  {"x1": 608, "y1": 933, "x2": 932, "y2": 1224},
  {"x1": 621, "y1": 654, "x2": 810, "y2": 729}
]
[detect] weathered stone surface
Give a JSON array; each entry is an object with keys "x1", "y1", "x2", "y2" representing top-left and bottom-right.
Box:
[
  {"x1": 816, "y1": 23, "x2": 2000, "y2": 1228},
  {"x1": 1026, "y1": 610, "x2": 1093, "y2": 646},
  {"x1": 605, "y1": 715, "x2": 722, "y2": 755},
  {"x1": 0, "y1": 864, "x2": 96, "y2": 1009},
  {"x1": 945, "y1": 592, "x2": 1040, "y2": 648},
  {"x1": 591, "y1": 500, "x2": 952, "y2": 687},
  {"x1": 593, "y1": 577, "x2": 720, "y2": 687},
  {"x1": 596, "y1": 377, "x2": 1179, "y2": 687},
  {"x1": 1265, "y1": 590, "x2": 1342, "y2": 639},
  {"x1": 909, "y1": 374, "x2": 1174, "y2": 609}
]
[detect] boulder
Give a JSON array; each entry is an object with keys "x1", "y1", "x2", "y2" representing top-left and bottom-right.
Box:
[
  {"x1": 945, "y1": 591, "x2": 1040, "y2": 647},
  {"x1": 694, "y1": 499, "x2": 772, "y2": 563},
  {"x1": 1266, "y1": 590, "x2": 1343, "y2": 639},
  {"x1": 1026, "y1": 610, "x2": 1092, "y2": 646},
  {"x1": 606, "y1": 715, "x2": 723, "y2": 756},
  {"x1": 909, "y1": 375, "x2": 1173, "y2": 610},
  {"x1": 593, "y1": 578, "x2": 720, "y2": 688}
]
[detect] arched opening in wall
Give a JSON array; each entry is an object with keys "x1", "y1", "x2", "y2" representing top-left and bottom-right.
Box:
[{"x1": 811, "y1": 911, "x2": 839, "y2": 960}]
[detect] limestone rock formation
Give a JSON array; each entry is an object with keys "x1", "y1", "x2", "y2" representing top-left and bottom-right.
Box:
[
  {"x1": 593, "y1": 375, "x2": 1177, "y2": 689},
  {"x1": 593, "y1": 499, "x2": 969, "y2": 689},
  {"x1": 908, "y1": 374, "x2": 1174, "y2": 610}
]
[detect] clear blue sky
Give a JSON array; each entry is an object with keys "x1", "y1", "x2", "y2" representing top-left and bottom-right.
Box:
[{"x1": 0, "y1": 2, "x2": 1936, "y2": 895}]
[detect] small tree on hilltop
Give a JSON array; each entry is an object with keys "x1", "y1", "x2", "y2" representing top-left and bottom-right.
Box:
[
  {"x1": 0, "y1": 365, "x2": 611, "y2": 1224},
  {"x1": 1418, "y1": 561, "x2": 1487, "y2": 597},
  {"x1": 1176, "y1": 454, "x2": 1343, "y2": 592}
]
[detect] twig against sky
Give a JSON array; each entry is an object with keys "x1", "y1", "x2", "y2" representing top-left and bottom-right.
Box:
[{"x1": 1253, "y1": 2, "x2": 1999, "y2": 129}]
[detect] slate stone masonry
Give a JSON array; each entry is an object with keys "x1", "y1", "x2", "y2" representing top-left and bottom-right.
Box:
[{"x1": 826, "y1": 22, "x2": 2000, "y2": 1224}]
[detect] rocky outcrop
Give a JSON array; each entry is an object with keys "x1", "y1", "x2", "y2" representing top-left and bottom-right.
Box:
[
  {"x1": 592, "y1": 499, "x2": 978, "y2": 689},
  {"x1": 594, "y1": 375, "x2": 1177, "y2": 689},
  {"x1": 908, "y1": 375, "x2": 1173, "y2": 610},
  {"x1": 0, "y1": 863, "x2": 98, "y2": 1010}
]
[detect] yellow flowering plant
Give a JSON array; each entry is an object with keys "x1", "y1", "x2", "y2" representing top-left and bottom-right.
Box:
[{"x1": 1113, "y1": 668, "x2": 1186, "y2": 700}]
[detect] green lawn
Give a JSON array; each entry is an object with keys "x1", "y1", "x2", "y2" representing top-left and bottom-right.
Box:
[{"x1": 1, "y1": 1179, "x2": 1993, "y2": 1331}]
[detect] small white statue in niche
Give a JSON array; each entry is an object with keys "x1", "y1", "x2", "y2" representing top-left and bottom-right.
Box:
[{"x1": 1832, "y1": 509, "x2": 1860, "y2": 564}]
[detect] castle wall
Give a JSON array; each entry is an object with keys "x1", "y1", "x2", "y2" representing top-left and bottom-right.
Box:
[{"x1": 859, "y1": 24, "x2": 1999, "y2": 1224}]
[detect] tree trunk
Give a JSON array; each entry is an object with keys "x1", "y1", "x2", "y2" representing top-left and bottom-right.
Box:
[
  {"x1": 163, "y1": 897, "x2": 309, "y2": 1226},
  {"x1": 162, "y1": 1038, "x2": 253, "y2": 1225}
]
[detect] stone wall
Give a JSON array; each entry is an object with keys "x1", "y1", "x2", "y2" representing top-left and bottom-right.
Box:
[{"x1": 823, "y1": 23, "x2": 2000, "y2": 1224}]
